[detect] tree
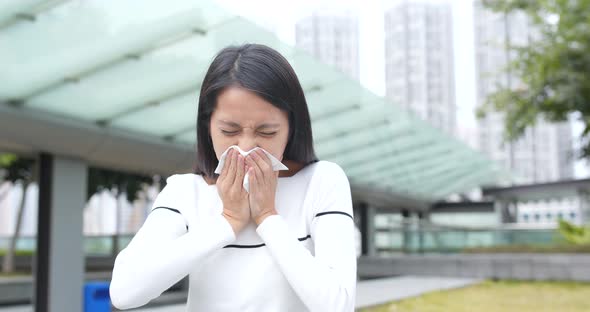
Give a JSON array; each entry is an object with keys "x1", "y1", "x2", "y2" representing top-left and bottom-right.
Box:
[
  {"x1": 1, "y1": 152, "x2": 154, "y2": 273},
  {"x1": 0, "y1": 154, "x2": 36, "y2": 273},
  {"x1": 86, "y1": 167, "x2": 153, "y2": 256},
  {"x1": 478, "y1": 0, "x2": 590, "y2": 158}
]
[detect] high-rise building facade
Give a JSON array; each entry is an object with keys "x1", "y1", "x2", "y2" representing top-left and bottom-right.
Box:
[
  {"x1": 296, "y1": 12, "x2": 360, "y2": 80},
  {"x1": 384, "y1": 0, "x2": 456, "y2": 135},
  {"x1": 474, "y1": 0, "x2": 574, "y2": 183}
]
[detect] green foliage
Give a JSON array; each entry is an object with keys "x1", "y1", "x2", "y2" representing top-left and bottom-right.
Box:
[
  {"x1": 1, "y1": 153, "x2": 154, "y2": 202},
  {"x1": 87, "y1": 166, "x2": 153, "y2": 202},
  {"x1": 479, "y1": 0, "x2": 590, "y2": 158},
  {"x1": 0, "y1": 153, "x2": 35, "y2": 182},
  {"x1": 558, "y1": 219, "x2": 590, "y2": 245},
  {"x1": 0, "y1": 154, "x2": 17, "y2": 166}
]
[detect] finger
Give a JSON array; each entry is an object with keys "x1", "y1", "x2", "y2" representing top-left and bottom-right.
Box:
[
  {"x1": 248, "y1": 155, "x2": 264, "y2": 185},
  {"x1": 234, "y1": 154, "x2": 245, "y2": 189},
  {"x1": 251, "y1": 150, "x2": 271, "y2": 175},
  {"x1": 218, "y1": 149, "x2": 230, "y2": 182},
  {"x1": 222, "y1": 149, "x2": 233, "y2": 168},
  {"x1": 245, "y1": 156, "x2": 258, "y2": 186},
  {"x1": 245, "y1": 155, "x2": 260, "y2": 174},
  {"x1": 255, "y1": 150, "x2": 275, "y2": 182},
  {"x1": 225, "y1": 149, "x2": 237, "y2": 184},
  {"x1": 248, "y1": 167, "x2": 258, "y2": 192},
  {"x1": 256, "y1": 150, "x2": 273, "y2": 166}
]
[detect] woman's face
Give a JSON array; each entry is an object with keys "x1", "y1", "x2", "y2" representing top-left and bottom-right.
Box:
[{"x1": 209, "y1": 86, "x2": 290, "y2": 161}]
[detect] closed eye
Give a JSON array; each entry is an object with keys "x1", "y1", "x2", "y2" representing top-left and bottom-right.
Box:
[
  {"x1": 221, "y1": 130, "x2": 239, "y2": 135},
  {"x1": 259, "y1": 132, "x2": 277, "y2": 136}
]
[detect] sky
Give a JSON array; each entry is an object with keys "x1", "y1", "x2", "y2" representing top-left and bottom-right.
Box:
[{"x1": 213, "y1": 0, "x2": 589, "y2": 178}]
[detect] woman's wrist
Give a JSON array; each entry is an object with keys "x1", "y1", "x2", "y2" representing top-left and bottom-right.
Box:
[
  {"x1": 222, "y1": 211, "x2": 246, "y2": 235},
  {"x1": 254, "y1": 209, "x2": 278, "y2": 226}
]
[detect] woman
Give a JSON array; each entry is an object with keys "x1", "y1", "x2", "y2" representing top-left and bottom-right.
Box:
[{"x1": 110, "y1": 44, "x2": 357, "y2": 311}]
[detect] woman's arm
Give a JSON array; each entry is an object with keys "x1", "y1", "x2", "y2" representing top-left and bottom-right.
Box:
[
  {"x1": 109, "y1": 178, "x2": 235, "y2": 309},
  {"x1": 255, "y1": 163, "x2": 357, "y2": 312}
]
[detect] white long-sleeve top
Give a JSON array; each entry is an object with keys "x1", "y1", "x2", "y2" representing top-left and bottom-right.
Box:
[{"x1": 109, "y1": 160, "x2": 357, "y2": 311}]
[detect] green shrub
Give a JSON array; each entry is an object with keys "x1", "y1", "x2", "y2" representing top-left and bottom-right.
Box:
[{"x1": 558, "y1": 220, "x2": 590, "y2": 245}]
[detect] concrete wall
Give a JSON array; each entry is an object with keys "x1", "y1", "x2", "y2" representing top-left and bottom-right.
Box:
[
  {"x1": 359, "y1": 254, "x2": 590, "y2": 281},
  {"x1": 0, "y1": 276, "x2": 30, "y2": 305},
  {"x1": 0, "y1": 272, "x2": 187, "y2": 306}
]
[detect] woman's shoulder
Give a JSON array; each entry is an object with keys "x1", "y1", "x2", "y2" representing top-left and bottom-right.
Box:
[
  {"x1": 306, "y1": 161, "x2": 353, "y2": 215},
  {"x1": 155, "y1": 173, "x2": 200, "y2": 202},
  {"x1": 165, "y1": 173, "x2": 200, "y2": 185},
  {"x1": 307, "y1": 160, "x2": 348, "y2": 181},
  {"x1": 297, "y1": 161, "x2": 350, "y2": 197},
  {"x1": 151, "y1": 173, "x2": 202, "y2": 215}
]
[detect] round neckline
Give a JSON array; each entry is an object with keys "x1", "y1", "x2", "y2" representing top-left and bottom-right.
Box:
[{"x1": 196, "y1": 161, "x2": 317, "y2": 187}]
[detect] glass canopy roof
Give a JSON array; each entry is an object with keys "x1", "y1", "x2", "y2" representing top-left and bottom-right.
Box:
[{"x1": 0, "y1": 0, "x2": 506, "y2": 202}]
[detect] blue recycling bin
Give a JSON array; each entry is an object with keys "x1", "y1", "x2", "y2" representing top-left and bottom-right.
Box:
[{"x1": 84, "y1": 281, "x2": 111, "y2": 312}]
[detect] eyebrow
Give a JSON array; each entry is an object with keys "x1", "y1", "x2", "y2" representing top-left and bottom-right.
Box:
[{"x1": 219, "y1": 120, "x2": 280, "y2": 129}]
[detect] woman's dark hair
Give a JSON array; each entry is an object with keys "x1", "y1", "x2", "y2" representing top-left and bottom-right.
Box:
[{"x1": 194, "y1": 43, "x2": 318, "y2": 178}]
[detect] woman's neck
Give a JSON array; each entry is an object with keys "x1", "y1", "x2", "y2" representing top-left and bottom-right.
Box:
[{"x1": 279, "y1": 160, "x2": 304, "y2": 177}]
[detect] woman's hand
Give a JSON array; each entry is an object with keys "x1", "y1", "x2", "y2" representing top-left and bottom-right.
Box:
[
  {"x1": 245, "y1": 149, "x2": 279, "y2": 225},
  {"x1": 217, "y1": 148, "x2": 250, "y2": 234}
]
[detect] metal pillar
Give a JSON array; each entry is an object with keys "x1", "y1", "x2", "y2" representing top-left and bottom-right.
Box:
[
  {"x1": 401, "y1": 209, "x2": 411, "y2": 253},
  {"x1": 358, "y1": 202, "x2": 376, "y2": 256},
  {"x1": 417, "y1": 211, "x2": 429, "y2": 253},
  {"x1": 35, "y1": 153, "x2": 87, "y2": 312}
]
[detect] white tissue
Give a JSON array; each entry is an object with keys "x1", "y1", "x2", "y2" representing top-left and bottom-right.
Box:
[{"x1": 214, "y1": 145, "x2": 289, "y2": 192}]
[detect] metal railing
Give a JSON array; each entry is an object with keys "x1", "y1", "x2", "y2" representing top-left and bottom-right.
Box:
[
  {"x1": 374, "y1": 220, "x2": 562, "y2": 254},
  {"x1": 0, "y1": 223, "x2": 564, "y2": 256},
  {"x1": 0, "y1": 235, "x2": 135, "y2": 257}
]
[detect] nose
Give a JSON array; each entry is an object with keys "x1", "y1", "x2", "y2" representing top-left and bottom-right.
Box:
[{"x1": 237, "y1": 134, "x2": 257, "y2": 153}]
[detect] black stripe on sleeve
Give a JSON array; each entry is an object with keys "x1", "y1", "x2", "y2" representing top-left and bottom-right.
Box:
[
  {"x1": 223, "y1": 234, "x2": 311, "y2": 249},
  {"x1": 298, "y1": 234, "x2": 311, "y2": 242},
  {"x1": 315, "y1": 211, "x2": 354, "y2": 220},
  {"x1": 152, "y1": 206, "x2": 189, "y2": 231},
  {"x1": 152, "y1": 206, "x2": 181, "y2": 214},
  {"x1": 223, "y1": 242, "x2": 266, "y2": 249}
]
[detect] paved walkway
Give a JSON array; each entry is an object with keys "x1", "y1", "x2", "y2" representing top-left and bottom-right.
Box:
[
  {"x1": 0, "y1": 275, "x2": 481, "y2": 311},
  {"x1": 355, "y1": 276, "x2": 481, "y2": 308}
]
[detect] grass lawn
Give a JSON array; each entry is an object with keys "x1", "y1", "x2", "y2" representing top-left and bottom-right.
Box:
[
  {"x1": 0, "y1": 249, "x2": 35, "y2": 256},
  {"x1": 360, "y1": 280, "x2": 590, "y2": 312},
  {"x1": 0, "y1": 272, "x2": 29, "y2": 278},
  {"x1": 463, "y1": 243, "x2": 590, "y2": 254}
]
